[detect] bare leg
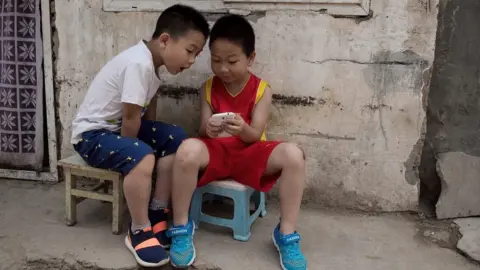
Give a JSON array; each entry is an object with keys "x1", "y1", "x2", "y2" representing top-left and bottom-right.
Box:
[
  {"x1": 123, "y1": 154, "x2": 156, "y2": 226},
  {"x1": 264, "y1": 143, "x2": 306, "y2": 235},
  {"x1": 154, "y1": 154, "x2": 175, "y2": 204},
  {"x1": 172, "y1": 139, "x2": 209, "y2": 226}
]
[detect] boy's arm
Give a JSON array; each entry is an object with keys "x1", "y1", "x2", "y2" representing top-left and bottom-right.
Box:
[
  {"x1": 120, "y1": 62, "x2": 149, "y2": 138},
  {"x1": 198, "y1": 83, "x2": 214, "y2": 137},
  {"x1": 238, "y1": 85, "x2": 272, "y2": 143},
  {"x1": 121, "y1": 103, "x2": 142, "y2": 138},
  {"x1": 143, "y1": 95, "x2": 157, "y2": 121}
]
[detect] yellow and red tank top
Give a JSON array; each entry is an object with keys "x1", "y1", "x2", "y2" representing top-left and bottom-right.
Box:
[{"x1": 205, "y1": 74, "x2": 268, "y2": 141}]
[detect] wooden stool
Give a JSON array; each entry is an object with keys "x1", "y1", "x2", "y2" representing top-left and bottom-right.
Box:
[{"x1": 58, "y1": 155, "x2": 125, "y2": 234}]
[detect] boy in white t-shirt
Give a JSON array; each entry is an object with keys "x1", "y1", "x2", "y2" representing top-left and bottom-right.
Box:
[{"x1": 70, "y1": 4, "x2": 209, "y2": 268}]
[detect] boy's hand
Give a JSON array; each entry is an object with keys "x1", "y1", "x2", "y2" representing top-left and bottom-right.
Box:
[
  {"x1": 223, "y1": 114, "x2": 246, "y2": 135},
  {"x1": 206, "y1": 117, "x2": 223, "y2": 138}
]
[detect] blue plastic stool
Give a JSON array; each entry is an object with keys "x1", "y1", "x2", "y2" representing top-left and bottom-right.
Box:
[{"x1": 189, "y1": 179, "x2": 267, "y2": 241}]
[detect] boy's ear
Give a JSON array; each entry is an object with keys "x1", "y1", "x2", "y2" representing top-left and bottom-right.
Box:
[
  {"x1": 158, "y1": 33, "x2": 172, "y2": 47},
  {"x1": 247, "y1": 51, "x2": 256, "y2": 67}
]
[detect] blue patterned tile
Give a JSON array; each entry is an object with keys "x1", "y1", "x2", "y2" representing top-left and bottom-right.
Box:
[
  {"x1": 17, "y1": 0, "x2": 36, "y2": 14},
  {"x1": 19, "y1": 88, "x2": 35, "y2": 109},
  {"x1": 0, "y1": 87, "x2": 17, "y2": 109},
  {"x1": 3, "y1": 39, "x2": 15, "y2": 61},
  {"x1": 17, "y1": 40, "x2": 35, "y2": 62},
  {"x1": 18, "y1": 64, "x2": 36, "y2": 86},
  {"x1": 2, "y1": 15, "x2": 14, "y2": 38},
  {"x1": 0, "y1": 110, "x2": 18, "y2": 131},
  {"x1": 0, "y1": 132, "x2": 19, "y2": 153},
  {"x1": 21, "y1": 133, "x2": 35, "y2": 153},
  {"x1": 3, "y1": 0, "x2": 15, "y2": 13},
  {"x1": 16, "y1": 16, "x2": 35, "y2": 39},
  {"x1": 20, "y1": 111, "x2": 35, "y2": 131}
]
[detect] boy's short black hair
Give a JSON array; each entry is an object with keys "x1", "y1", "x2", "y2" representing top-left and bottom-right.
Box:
[
  {"x1": 209, "y1": 14, "x2": 255, "y2": 57},
  {"x1": 152, "y1": 4, "x2": 210, "y2": 40}
]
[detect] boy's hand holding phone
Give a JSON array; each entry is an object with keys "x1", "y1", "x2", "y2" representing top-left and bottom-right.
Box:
[
  {"x1": 206, "y1": 112, "x2": 245, "y2": 138},
  {"x1": 223, "y1": 114, "x2": 245, "y2": 135},
  {"x1": 206, "y1": 117, "x2": 223, "y2": 138}
]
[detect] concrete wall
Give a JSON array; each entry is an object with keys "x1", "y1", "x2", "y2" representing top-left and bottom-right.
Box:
[
  {"x1": 420, "y1": 0, "x2": 480, "y2": 209},
  {"x1": 54, "y1": 0, "x2": 439, "y2": 211}
]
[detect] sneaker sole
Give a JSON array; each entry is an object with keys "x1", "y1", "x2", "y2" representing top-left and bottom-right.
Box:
[
  {"x1": 272, "y1": 233, "x2": 288, "y2": 270},
  {"x1": 124, "y1": 236, "x2": 170, "y2": 268},
  {"x1": 171, "y1": 221, "x2": 196, "y2": 269},
  {"x1": 272, "y1": 232, "x2": 308, "y2": 270}
]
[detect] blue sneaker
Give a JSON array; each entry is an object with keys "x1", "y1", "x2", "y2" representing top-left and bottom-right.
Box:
[
  {"x1": 167, "y1": 220, "x2": 196, "y2": 268},
  {"x1": 272, "y1": 224, "x2": 307, "y2": 270},
  {"x1": 124, "y1": 224, "x2": 169, "y2": 267}
]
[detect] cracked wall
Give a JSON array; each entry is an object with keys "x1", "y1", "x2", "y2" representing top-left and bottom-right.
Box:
[{"x1": 54, "y1": 0, "x2": 439, "y2": 211}]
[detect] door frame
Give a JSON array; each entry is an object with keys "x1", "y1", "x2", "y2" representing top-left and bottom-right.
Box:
[{"x1": 0, "y1": 0, "x2": 58, "y2": 182}]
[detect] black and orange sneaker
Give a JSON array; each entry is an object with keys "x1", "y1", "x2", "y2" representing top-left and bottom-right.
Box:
[
  {"x1": 124, "y1": 224, "x2": 169, "y2": 267},
  {"x1": 149, "y1": 208, "x2": 171, "y2": 248}
]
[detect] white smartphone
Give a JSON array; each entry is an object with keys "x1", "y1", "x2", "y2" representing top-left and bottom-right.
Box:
[{"x1": 210, "y1": 112, "x2": 235, "y2": 125}]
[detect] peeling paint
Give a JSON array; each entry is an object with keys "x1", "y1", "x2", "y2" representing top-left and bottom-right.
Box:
[
  {"x1": 156, "y1": 86, "x2": 318, "y2": 107},
  {"x1": 157, "y1": 86, "x2": 199, "y2": 99},
  {"x1": 363, "y1": 104, "x2": 392, "y2": 112},
  {"x1": 272, "y1": 94, "x2": 317, "y2": 106}
]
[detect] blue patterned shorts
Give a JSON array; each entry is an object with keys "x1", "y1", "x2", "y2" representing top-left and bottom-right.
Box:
[{"x1": 73, "y1": 120, "x2": 186, "y2": 175}]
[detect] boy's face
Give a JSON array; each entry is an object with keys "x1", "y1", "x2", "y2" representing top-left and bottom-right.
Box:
[
  {"x1": 210, "y1": 39, "x2": 254, "y2": 84},
  {"x1": 158, "y1": 30, "x2": 206, "y2": 75}
]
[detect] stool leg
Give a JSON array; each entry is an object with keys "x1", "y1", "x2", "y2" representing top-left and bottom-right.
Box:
[
  {"x1": 260, "y1": 192, "x2": 267, "y2": 217},
  {"x1": 119, "y1": 178, "x2": 125, "y2": 231},
  {"x1": 65, "y1": 168, "x2": 77, "y2": 226},
  {"x1": 112, "y1": 177, "x2": 124, "y2": 235},
  {"x1": 100, "y1": 181, "x2": 110, "y2": 204},
  {"x1": 253, "y1": 191, "x2": 260, "y2": 209},
  {"x1": 190, "y1": 189, "x2": 203, "y2": 229},
  {"x1": 232, "y1": 191, "x2": 251, "y2": 242}
]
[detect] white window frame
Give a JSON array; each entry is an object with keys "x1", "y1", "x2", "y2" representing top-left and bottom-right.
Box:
[{"x1": 103, "y1": 0, "x2": 371, "y2": 16}]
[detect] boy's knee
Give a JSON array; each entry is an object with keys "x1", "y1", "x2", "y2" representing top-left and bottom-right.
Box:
[
  {"x1": 130, "y1": 153, "x2": 155, "y2": 178},
  {"x1": 176, "y1": 139, "x2": 204, "y2": 167},
  {"x1": 281, "y1": 143, "x2": 305, "y2": 168}
]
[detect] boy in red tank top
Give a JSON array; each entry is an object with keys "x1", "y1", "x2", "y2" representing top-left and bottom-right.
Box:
[{"x1": 167, "y1": 15, "x2": 307, "y2": 270}]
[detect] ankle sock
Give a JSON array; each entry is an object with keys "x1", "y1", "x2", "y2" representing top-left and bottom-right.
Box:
[
  {"x1": 149, "y1": 198, "x2": 169, "y2": 211},
  {"x1": 131, "y1": 221, "x2": 151, "y2": 234}
]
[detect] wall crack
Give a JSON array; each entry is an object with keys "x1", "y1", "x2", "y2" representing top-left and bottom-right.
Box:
[
  {"x1": 302, "y1": 58, "x2": 426, "y2": 66},
  {"x1": 279, "y1": 131, "x2": 356, "y2": 141}
]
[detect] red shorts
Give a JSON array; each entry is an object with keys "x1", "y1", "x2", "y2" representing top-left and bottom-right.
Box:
[{"x1": 195, "y1": 137, "x2": 282, "y2": 192}]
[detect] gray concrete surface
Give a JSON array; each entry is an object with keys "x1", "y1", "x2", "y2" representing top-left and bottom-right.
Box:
[
  {"x1": 0, "y1": 179, "x2": 478, "y2": 270},
  {"x1": 455, "y1": 218, "x2": 480, "y2": 262},
  {"x1": 436, "y1": 152, "x2": 480, "y2": 219}
]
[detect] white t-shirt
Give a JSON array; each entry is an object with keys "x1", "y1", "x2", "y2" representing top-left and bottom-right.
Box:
[{"x1": 71, "y1": 40, "x2": 161, "y2": 144}]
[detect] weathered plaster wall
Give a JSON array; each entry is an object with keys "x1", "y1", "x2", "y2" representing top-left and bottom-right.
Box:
[{"x1": 54, "y1": 0, "x2": 439, "y2": 211}]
